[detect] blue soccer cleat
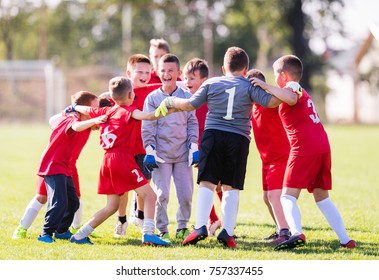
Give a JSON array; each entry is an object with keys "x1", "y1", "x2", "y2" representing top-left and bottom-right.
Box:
[
  {"x1": 142, "y1": 234, "x2": 170, "y2": 246},
  {"x1": 70, "y1": 235, "x2": 94, "y2": 245}
]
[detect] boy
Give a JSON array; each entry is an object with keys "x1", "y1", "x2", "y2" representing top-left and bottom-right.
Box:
[
  {"x1": 155, "y1": 47, "x2": 294, "y2": 248},
  {"x1": 69, "y1": 77, "x2": 170, "y2": 246},
  {"x1": 142, "y1": 53, "x2": 199, "y2": 243},
  {"x1": 148, "y1": 38, "x2": 171, "y2": 84},
  {"x1": 36, "y1": 91, "x2": 103, "y2": 243},
  {"x1": 250, "y1": 54, "x2": 356, "y2": 250},
  {"x1": 247, "y1": 69, "x2": 290, "y2": 245},
  {"x1": 114, "y1": 54, "x2": 161, "y2": 238},
  {"x1": 183, "y1": 57, "x2": 222, "y2": 236}
]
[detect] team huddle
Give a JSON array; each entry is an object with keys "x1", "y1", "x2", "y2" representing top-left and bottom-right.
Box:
[{"x1": 12, "y1": 38, "x2": 356, "y2": 250}]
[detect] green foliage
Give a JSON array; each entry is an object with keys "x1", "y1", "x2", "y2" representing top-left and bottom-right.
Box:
[{"x1": 0, "y1": 124, "x2": 378, "y2": 260}]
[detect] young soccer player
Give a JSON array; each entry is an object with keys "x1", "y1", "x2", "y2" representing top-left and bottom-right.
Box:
[
  {"x1": 113, "y1": 54, "x2": 162, "y2": 238},
  {"x1": 35, "y1": 91, "x2": 104, "y2": 243},
  {"x1": 148, "y1": 38, "x2": 171, "y2": 84},
  {"x1": 183, "y1": 57, "x2": 222, "y2": 236},
  {"x1": 155, "y1": 47, "x2": 294, "y2": 248},
  {"x1": 250, "y1": 54, "x2": 356, "y2": 250},
  {"x1": 247, "y1": 69, "x2": 290, "y2": 244},
  {"x1": 69, "y1": 76, "x2": 170, "y2": 246},
  {"x1": 142, "y1": 53, "x2": 199, "y2": 243}
]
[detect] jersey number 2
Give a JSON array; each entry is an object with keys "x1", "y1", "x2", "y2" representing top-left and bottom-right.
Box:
[{"x1": 132, "y1": 169, "x2": 144, "y2": 183}]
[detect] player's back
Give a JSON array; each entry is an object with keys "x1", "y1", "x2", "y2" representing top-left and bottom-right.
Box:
[{"x1": 190, "y1": 75, "x2": 271, "y2": 140}]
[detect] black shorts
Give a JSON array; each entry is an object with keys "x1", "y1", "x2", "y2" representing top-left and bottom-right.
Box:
[
  {"x1": 197, "y1": 129, "x2": 250, "y2": 190},
  {"x1": 134, "y1": 154, "x2": 152, "y2": 180}
]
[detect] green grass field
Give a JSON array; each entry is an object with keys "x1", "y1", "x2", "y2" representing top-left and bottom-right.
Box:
[{"x1": 0, "y1": 124, "x2": 378, "y2": 261}]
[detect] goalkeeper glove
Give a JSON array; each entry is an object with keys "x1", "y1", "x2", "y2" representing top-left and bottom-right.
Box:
[
  {"x1": 188, "y1": 143, "x2": 200, "y2": 167},
  {"x1": 63, "y1": 104, "x2": 77, "y2": 115},
  {"x1": 143, "y1": 145, "x2": 165, "y2": 173},
  {"x1": 154, "y1": 97, "x2": 175, "y2": 117},
  {"x1": 286, "y1": 81, "x2": 302, "y2": 98}
]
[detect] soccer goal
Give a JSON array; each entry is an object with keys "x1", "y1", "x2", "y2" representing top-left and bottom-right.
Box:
[{"x1": 0, "y1": 60, "x2": 65, "y2": 122}]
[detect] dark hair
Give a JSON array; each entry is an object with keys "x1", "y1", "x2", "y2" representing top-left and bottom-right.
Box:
[
  {"x1": 71, "y1": 91, "x2": 98, "y2": 106},
  {"x1": 109, "y1": 77, "x2": 133, "y2": 101},
  {"x1": 274, "y1": 55, "x2": 303, "y2": 81},
  {"x1": 183, "y1": 58, "x2": 209, "y2": 78},
  {"x1": 246, "y1": 69, "x2": 266, "y2": 82},
  {"x1": 224, "y1": 47, "x2": 249, "y2": 72},
  {"x1": 159, "y1": 53, "x2": 180, "y2": 69}
]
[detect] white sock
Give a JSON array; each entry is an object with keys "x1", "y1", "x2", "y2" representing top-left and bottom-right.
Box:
[
  {"x1": 281, "y1": 194, "x2": 302, "y2": 236},
  {"x1": 20, "y1": 198, "x2": 44, "y2": 229},
  {"x1": 221, "y1": 190, "x2": 239, "y2": 236},
  {"x1": 74, "y1": 223, "x2": 94, "y2": 240},
  {"x1": 72, "y1": 200, "x2": 83, "y2": 229},
  {"x1": 317, "y1": 197, "x2": 350, "y2": 244},
  {"x1": 195, "y1": 187, "x2": 214, "y2": 229},
  {"x1": 142, "y1": 218, "x2": 155, "y2": 235}
]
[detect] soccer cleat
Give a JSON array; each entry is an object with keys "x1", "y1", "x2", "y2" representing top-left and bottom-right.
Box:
[
  {"x1": 217, "y1": 229, "x2": 236, "y2": 248},
  {"x1": 37, "y1": 234, "x2": 55, "y2": 243},
  {"x1": 130, "y1": 216, "x2": 144, "y2": 229},
  {"x1": 70, "y1": 235, "x2": 93, "y2": 245},
  {"x1": 208, "y1": 220, "x2": 222, "y2": 236},
  {"x1": 264, "y1": 231, "x2": 279, "y2": 240},
  {"x1": 70, "y1": 225, "x2": 99, "y2": 238},
  {"x1": 114, "y1": 220, "x2": 128, "y2": 238},
  {"x1": 54, "y1": 230, "x2": 73, "y2": 240},
  {"x1": 274, "y1": 233, "x2": 306, "y2": 250},
  {"x1": 176, "y1": 228, "x2": 190, "y2": 240},
  {"x1": 142, "y1": 234, "x2": 170, "y2": 246},
  {"x1": 159, "y1": 232, "x2": 171, "y2": 243},
  {"x1": 12, "y1": 226, "x2": 27, "y2": 240},
  {"x1": 182, "y1": 225, "x2": 208, "y2": 246},
  {"x1": 268, "y1": 235, "x2": 290, "y2": 245},
  {"x1": 340, "y1": 240, "x2": 356, "y2": 248}
]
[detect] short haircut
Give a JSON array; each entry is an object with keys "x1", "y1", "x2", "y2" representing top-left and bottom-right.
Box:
[
  {"x1": 98, "y1": 92, "x2": 114, "y2": 107},
  {"x1": 183, "y1": 58, "x2": 209, "y2": 78},
  {"x1": 149, "y1": 38, "x2": 170, "y2": 53},
  {"x1": 71, "y1": 91, "x2": 98, "y2": 106},
  {"x1": 127, "y1": 54, "x2": 151, "y2": 70},
  {"x1": 274, "y1": 55, "x2": 303, "y2": 81},
  {"x1": 224, "y1": 47, "x2": 249, "y2": 72},
  {"x1": 159, "y1": 53, "x2": 180, "y2": 69},
  {"x1": 109, "y1": 77, "x2": 133, "y2": 101},
  {"x1": 246, "y1": 69, "x2": 266, "y2": 82}
]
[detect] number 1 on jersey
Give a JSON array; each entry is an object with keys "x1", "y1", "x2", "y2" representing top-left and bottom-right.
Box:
[{"x1": 223, "y1": 87, "x2": 235, "y2": 120}]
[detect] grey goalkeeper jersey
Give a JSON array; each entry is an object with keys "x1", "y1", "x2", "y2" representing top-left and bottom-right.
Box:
[{"x1": 189, "y1": 75, "x2": 272, "y2": 140}]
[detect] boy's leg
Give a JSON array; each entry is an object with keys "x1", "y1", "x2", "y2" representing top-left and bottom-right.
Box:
[
  {"x1": 57, "y1": 176, "x2": 80, "y2": 234},
  {"x1": 314, "y1": 189, "x2": 352, "y2": 245},
  {"x1": 172, "y1": 161, "x2": 194, "y2": 231},
  {"x1": 71, "y1": 199, "x2": 83, "y2": 230},
  {"x1": 39, "y1": 175, "x2": 69, "y2": 242},
  {"x1": 134, "y1": 183, "x2": 170, "y2": 246},
  {"x1": 114, "y1": 192, "x2": 129, "y2": 238},
  {"x1": 267, "y1": 189, "x2": 290, "y2": 243},
  {"x1": 72, "y1": 194, "x2": 120, "y2": 242},
  {"x1": 151, "y1": 163, "x2": 172, "y2": 234}
]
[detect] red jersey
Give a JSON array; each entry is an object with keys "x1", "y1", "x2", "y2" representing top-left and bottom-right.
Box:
[
  {"x1": 196, "y1": 103, "x2": 208, "y2": 142},
  {"x1": 89, "y1": 105, "x2": 139, "y2": 153},
  {"x1": 279, "y1": 88, "x2": 330, "y2": 156},
  {"x1": 148, "y1": 69, "x2": 162, "y2": 84},
  {"x1": 132, "y1": 84, "x2": 161, "y2": 155},
  {"x1": 252, "y1": 104, "x2": 290, "y2": 164},
  {"x1": 37, "y1": 115, "x2": 81, "y2": 176}
]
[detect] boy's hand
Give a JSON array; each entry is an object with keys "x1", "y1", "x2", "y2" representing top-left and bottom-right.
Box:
[
  {"x1": 188, "y1": 143, "x2": 200, "y2": 167},
  {"x1": 95, "y1": 115, "x2": 107, "y2": 124},
  {"x1": 250, "y1": 77, "x2": 268, "y2": 91},
  {"x1": 154, "y1": 97, "x2": 176, "y2": 117},
  {"x1": 63, "y1": 104, "x2": 77, "y2": 116},
  {"x1": 143, "y1": 145, "x2": 165, "y2": 173},
  {"x1": 285, "y1": 82, "x2": 302, "y2": 97}
]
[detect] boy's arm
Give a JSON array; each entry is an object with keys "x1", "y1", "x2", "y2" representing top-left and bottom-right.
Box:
[
  {"x1": 250, "y1": 77, "x2": 298, "y2": 107},
  {"x1": 155, "y1": 97, "x2": 196, "y2": 117},
  {"x1": 72, "y1": 115, "x2": 107, "y2": 132},
  {"x1": 64, "y1": 104, "x2": 92, "y2": 115}
]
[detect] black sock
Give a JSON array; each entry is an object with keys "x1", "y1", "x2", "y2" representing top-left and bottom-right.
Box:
[
  {"x1": 137, "y1": 210, "x2": 144, "y2": 219},
  {"x1": 118, "y1": 215, "x2": 127, "y2": 224}
]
